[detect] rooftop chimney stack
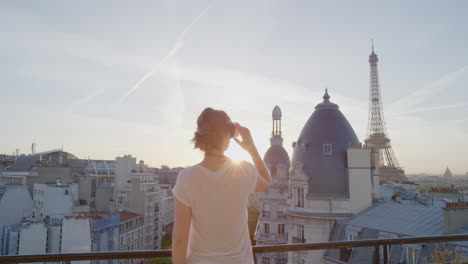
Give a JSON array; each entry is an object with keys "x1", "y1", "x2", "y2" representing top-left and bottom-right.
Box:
[{"x1": 443, "y1": 200, "x2": 468, "y2": 234}]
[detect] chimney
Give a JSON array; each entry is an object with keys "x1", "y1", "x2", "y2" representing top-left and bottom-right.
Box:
[{"x1": 443, "y1": 200, "x2": 468, "y2": 234}]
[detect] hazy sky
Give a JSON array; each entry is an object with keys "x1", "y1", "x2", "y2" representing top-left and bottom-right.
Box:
[{"x1": 2, "y1": 1, "x2": 468, "y2": 174}]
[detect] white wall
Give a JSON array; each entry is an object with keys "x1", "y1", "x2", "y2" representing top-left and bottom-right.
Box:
[
  {"x1": 115, "y1": 156, "x2": 136, "y2": 192},
  {"x1": 18, "y1": 223, "x2": 47, "y2": 256},
  {"x1": 288, "y1": 218, "x2": 333, "y2": 264},
  {"x1": 61, "y1": 218, "x2": 92, "y2": 264},
  {"x1": 34, "y1": 184, "x2": 73, "y2": 218},
  {"x1": 0, "y1": 185, "x2": 33, "y2": 228},
  {"x1": 347, "y1": 148, "x2": 373, "y2": 214},
  {"x1": 47, "y1": 225, "x2": 61, "y2": 253}
]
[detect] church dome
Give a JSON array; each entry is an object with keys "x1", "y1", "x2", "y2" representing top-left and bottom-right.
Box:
[
  {"x1": 272, "y1": 105, "x2": 282, "y2": 120},
  {"x1": 264, "y1": 145, "x2": 290, "y2": 177},
  {"x1": 291, "y1": 90, "x2": 359, "y2": 198}
]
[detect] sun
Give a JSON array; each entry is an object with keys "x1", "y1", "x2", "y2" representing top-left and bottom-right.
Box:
[{"x1": 225, "y1": 139, "x2": 253, "y2": 163}]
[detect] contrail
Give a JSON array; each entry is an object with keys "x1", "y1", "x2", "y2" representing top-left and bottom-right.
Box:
[{"x1": 120, "y1": 3, "x2": 213, "y2": 103}]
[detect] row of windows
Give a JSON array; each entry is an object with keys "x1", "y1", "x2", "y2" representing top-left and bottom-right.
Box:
[
  {"x1": 262, "y1": 223, "x2": 286, "y2": 235},
  {"x1": 120, "y1": 228, "x2": 144, "y2": 246},
  {"x1": 34, "y1": 189, "x2": 45, "y2": 196},
  {"x1": 262, "y1": 203, "x2": 287, "y2": 211}
]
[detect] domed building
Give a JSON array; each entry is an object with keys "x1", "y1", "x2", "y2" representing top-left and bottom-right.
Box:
[
  {"x1": 443, "y1": 166, "x2": 453, "y2": 178},
  {"x1": 255, "y1": 106, "x2": 291, "y2": 264},
  {"x1": 286, "y1": 90, "x2": 380, "y2": 264}
]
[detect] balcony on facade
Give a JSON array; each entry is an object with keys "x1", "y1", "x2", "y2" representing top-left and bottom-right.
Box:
[
  {"x1": 260, "y1": 210, "x2": 287, "y2": 220},
  {"x1": 292, "y1": 236, "x2": 306, "y2": 244},
  {"x1": 277, "y1": 211, "x2": 286, "y2": 219},
  {"x1": 261, "y1": 210, "x2": 271, "y2": 218},
  {"x1": 256, "y1": 233, "x2": 288, "y2": 244}
]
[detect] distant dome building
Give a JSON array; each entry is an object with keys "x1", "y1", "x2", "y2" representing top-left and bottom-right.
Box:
[
  {"x1": 255, "y1": 106, "x2": 290, "y2": 264},
  {"x1": 444, "y1": 166, "x2": 453, "y2": 178},
  {"x1": 286, "y1": 90, "x2": 381, "y2": 264}
]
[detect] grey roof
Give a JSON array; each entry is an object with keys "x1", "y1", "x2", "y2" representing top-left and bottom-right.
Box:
[
  {"x1": 345, "y1": 201, "x2": 444, "y2": 236},
  {"x1": 380, "y1": 184, "x2": 417, "y2": 201},
  {"x1": 286, "y1": 208, "x2": 353, "y2": 219},
  {"x1": 264, "y1": 145, "x2": 290, "y2": 177},
  {"x1": 7, "y1": 151, "x2": 79, "y2": 172},
  {"x1": 291, "y1": 90, "x2": 359, "y2": 198}
]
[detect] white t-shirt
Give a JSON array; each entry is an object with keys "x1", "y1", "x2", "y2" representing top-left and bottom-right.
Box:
[{"x1": 172, "y1": 159, "x2": 260, "y2": 264}]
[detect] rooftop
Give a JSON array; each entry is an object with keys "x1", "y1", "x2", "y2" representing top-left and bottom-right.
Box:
[
  {"x1": 119, "y1": 211, "x2": 141, "y2": 222},
  {"x1": 345, "y1": 201, "x2": 443, "y2": 236}
]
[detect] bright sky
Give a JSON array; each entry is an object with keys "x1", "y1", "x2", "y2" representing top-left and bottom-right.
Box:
[{"x1": 2, "y1": 1, "x2": 468, "y2": 174}]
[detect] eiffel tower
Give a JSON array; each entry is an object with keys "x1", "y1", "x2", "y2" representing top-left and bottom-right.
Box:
[{"x1": 365, "y1": 43, "x2": 408, "y2": 183}]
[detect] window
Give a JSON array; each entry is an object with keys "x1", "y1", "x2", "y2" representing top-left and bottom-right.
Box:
[
  {"x1": 295, "y1": 224, "x2": 305, "y2": 243},
  {"x1": 263, "y1": 203, "x2": 271, "y2": 217},
  {"x1": 262, "y1": 256, "x2": 270, "y2": 264},
  {"x1": 323, "y1": 144, "x2": 332, "y2": 154},
  {"x1": 264, "y1": 223, "x2": 270, "y2": 234},
  {"x1": 407, "y1": 246, "x2": 420, "y2": 264},
  {"x1": 296, "y1": 187, "x2": 304, "y2": 208},
  {"x1": 277, "y1": 166, "x2": 284, "y2": 177},
  {"x1": 295, "y1": 258, "x2": 305, "y2": 264},
  {"x1": 278, "y1": 224, "x2": 285, "y2": 235},
  {"x1": 347, "y1": 233, "x2": 355, "y2": 241}
]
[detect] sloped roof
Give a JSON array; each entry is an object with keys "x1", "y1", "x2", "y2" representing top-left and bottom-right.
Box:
[
  {"x1": 119, "y1": 211, "x2": 141, "y2": 222},
  {"x1": 380, "y1": 184, "x2": 417, "y2": 201},
  {"x1": 291, "y1": 90, "x2": 359, "y2": 198},
  {"x1": 345, "y1": 201, "x2": 444, "y2": 236},
  {"x1": 7, "y1": 151, "x2": 79, "y2": 172}
]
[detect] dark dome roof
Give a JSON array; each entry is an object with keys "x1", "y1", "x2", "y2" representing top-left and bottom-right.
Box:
[
  {"x1": 7, "y1": 151, "x2": 79, "y2": 172},
  {"x1": 264, "y1": 145, "x2": 290, "y2": 177},
  {"x1": 291, "y1": 91, "x2": 359, "y2": 198}
]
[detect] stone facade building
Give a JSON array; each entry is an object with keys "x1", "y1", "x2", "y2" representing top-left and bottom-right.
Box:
[
  {"x1": 255, "y1": 106, "x2": 290, "y2": 264},
  {"x1": 285, "y1": 91, "x2": 380, "y2": 264}
]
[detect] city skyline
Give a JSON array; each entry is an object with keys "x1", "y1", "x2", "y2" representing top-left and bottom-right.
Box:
[{"x1": 2, "y1": 1, "x2": 468, "y2": 174}]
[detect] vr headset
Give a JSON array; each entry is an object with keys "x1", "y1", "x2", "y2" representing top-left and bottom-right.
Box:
[{"x1": 229, "y1": 121, "x2": 240, "y2": 138}]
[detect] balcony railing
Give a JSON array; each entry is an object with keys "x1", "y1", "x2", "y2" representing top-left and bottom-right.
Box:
[
  {"x1": 261, "y1": 210, "x2": 271, "y2": 218},
  {"x1": 292, "y1": 236, "x2": 306, "y2": 244},
  {"x1": 2, "y1": 234, "x2": 468, "y2": 264},
  {"x1": 256, "y1": 233, "x2": 288, "y2": 243},
  {"x1": 277, "y1": 211, "x2": 287, "y2": 219}
]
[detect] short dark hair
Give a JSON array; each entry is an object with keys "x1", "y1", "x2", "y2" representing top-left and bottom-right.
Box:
[{"x1": 191, "y1": 108, "x2": 233, "y2": 152}]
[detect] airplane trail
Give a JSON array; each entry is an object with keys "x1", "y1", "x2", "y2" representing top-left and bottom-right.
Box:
[{"x1": 120, "y1": 3, "x2": 212, "y2": 103}]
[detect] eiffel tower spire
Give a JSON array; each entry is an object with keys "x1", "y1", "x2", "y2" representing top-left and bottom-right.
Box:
[{"x1": 365, "y1": 43, "x2": 407, "y2": 183}]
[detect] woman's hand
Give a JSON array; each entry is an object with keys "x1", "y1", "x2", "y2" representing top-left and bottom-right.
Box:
[
  {"x1": 233, "y1": 123, "x2": 257, "y2": 154},
  {"x1": 233, "y1": 123, "x2": 272, "y2": 192}
]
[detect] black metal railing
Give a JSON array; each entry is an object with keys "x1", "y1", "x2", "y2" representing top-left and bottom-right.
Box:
[
  {"x1": 277, "y1": 211, "x2": 287, "y2": 219},
  {"x1": 1, "y1": 234, "x2": 468, "y2": 264},
  {"x1": 292, "y1": 236, "x2": 306, "y2": 244},
  {"x1": 261, "y1": 210, "x2": 271, "y2": 218}
]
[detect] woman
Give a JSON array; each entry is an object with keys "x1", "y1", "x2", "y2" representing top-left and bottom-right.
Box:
[{"x1": 172, "y1": 107, "x2": 272, "y2": 264}]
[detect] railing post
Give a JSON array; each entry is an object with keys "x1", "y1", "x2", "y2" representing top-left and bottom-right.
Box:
[
  {"x1": 374, "y1": 245, "x2": 380, "y2": 264},
  {"x1": 383, "y1": 245, "x2": 388, "y2": 264}
]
